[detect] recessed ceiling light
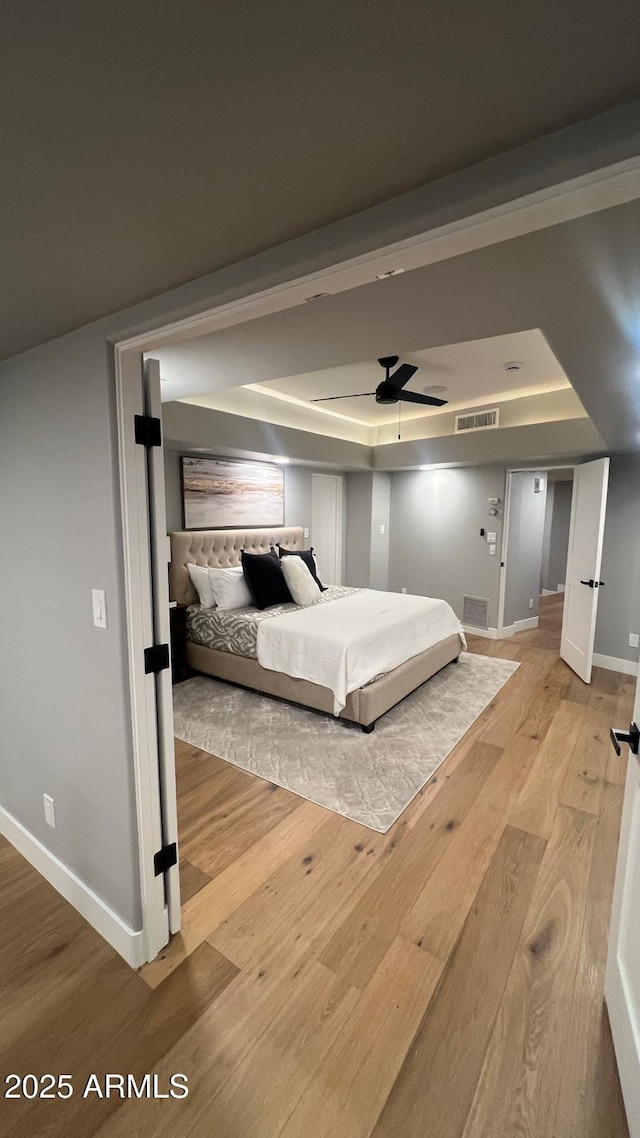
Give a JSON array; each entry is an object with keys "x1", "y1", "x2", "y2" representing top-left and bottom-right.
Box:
[
  {"x1": 422, "y1": 384, "x2": 448, "y2": 394},
  {"x1": 375, "y1": 268, "x2": 405, "y2": 279},
  {"x1": 504, "y1": 361, "x2": 523, "y2": 371}
]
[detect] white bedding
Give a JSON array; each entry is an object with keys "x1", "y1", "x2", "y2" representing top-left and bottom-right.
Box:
[{"x1": 256, "y1": 589, "x2": 466, "y2": 714}]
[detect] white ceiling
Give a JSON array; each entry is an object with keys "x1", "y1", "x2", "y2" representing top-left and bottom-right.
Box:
[
  {"x1": 155, "y1": 197, "x2": 640, "y2": 450},
  {"x1": 247, "y1": 329, "x2": 571, "y2": 426}
]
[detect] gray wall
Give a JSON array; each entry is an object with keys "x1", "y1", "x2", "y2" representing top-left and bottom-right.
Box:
[
  {"x1": 387, "y1": 467, "x2": 506, "y2": 628},
  {"x1": 0, "y1": 330, "x2": 142, "y2": 928},
  {"x1": 344, "y1": 472, "x2": 391, "y2": 590},
  {"x1": 503, "y1": 471, "x2": 547, "y2": 626},
  {"x1": 369, "y1": 473, "x2": 391, "y2": 591},
  {"x1": 594, "y1": 456, "x2": 640, "y2": 663},
  {"x1": 540, "y1": 481, "x2": 555, "y2": 592},
  {"x1": 542, "y1": 480, "x2": 572, "y2": 591},
  {"x1": 345, "y1": 473, "x2": 375, "y2": 588}
]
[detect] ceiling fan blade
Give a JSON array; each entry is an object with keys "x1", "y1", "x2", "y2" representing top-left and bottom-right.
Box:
[
  {"x1": 310, "y1": 392, "x2": 376, "y2": 402},
  {"x1": 396, "y1": 389, "x2": 448, "y2": 407},
  {"x1": 387, "y1": 362, "x2": 418, "y2": 391}
]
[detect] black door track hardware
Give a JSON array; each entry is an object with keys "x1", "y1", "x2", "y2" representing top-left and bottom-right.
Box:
[{"x1": 610, "y1": 722, "x2": 640, "y2": 757}]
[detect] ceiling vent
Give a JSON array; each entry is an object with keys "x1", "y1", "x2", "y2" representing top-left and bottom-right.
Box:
[
  {"x1": 462, "y1": 595, "x2": 489, "y2": 629},
  {"x1": 455, "y1": 408, "x2": 499, "y2": 433}
]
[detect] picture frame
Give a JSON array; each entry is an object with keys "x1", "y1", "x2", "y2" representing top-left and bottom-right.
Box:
[{"x1": 181, "y1": 455, "x2": 285, "y2": 529}]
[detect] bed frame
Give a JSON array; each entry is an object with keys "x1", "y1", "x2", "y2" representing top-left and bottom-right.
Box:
[{"x1": 169, "y1": 527, "x2": 461, "y2": 731}]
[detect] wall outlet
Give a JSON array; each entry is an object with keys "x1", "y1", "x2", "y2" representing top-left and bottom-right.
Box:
[
  {"x1": 92, "y1": 588, "x2": 107, "y2": 629},
  {"x1": 629, "y1": 633, "x2": 639, "y2": 649},
  {"x1": 529, "y1": 598, "x2": 534, "y2": 609},
  {"x1": 43, "y1": 794, "x2": 56, "y2": 828},
  {"x1": 489, "y1": 544, "x2": 496, "y2": 556},
  {"x1": 303, "y1": 528, "x2": 309, "y2": 539},
  {"x1": 379, "y1": 524, "x2": 385, "y2": 535},
  {"x1": 401, "y1": 587, "x2": 407, "y2": 594}
]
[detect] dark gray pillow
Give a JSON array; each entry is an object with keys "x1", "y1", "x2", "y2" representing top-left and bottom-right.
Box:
[
  {"x1": 278, "y1": 546, "x2": 326, "y2": 591},
  {"x1": 241, "y1": 550, "x2": 293, "y2": 609}
]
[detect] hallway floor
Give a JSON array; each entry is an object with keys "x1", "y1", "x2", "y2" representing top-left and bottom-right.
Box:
[
  {"x1": 0, "y1": 614, "x2": 633, "y2": 1137},
  {"x1": 513, "y1": 590, "x2": 564, "y2": 651}
]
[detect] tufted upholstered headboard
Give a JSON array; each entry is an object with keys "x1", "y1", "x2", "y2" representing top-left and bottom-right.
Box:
[{"x1": 169, "y1": 527, "x2": 306, "y2": 606}]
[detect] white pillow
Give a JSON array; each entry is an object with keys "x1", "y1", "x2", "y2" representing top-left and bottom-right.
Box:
[
  {"x1": 187, "y1": 563, "x2": 215, "y2": 609},
  {"x1": 281, "y1": 555, "x2": 321, "y2": 606},
  {"x1": 208, "y1": 565, "x2": 253, "y2": 610}
]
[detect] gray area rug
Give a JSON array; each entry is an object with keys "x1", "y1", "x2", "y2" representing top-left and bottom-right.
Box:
[{"x1": 173, "y1": 652, "x2": 519, "y2": 832}]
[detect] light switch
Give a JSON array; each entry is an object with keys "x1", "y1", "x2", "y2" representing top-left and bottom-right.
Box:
[
  {"x1": 304, "y1": 528, "x2": 310, "y2": 539},
  {"x1": 92, "y1": 589, "x2": 107, "y2": 629},
  {"x1": 489, "y1": 544, "x2": 496, "y2": 556},
  {"x1": 379, "y1": 524, "x2": 385, "y2": 535},
  {"x1": 487, "y1": 531, "x2": 497, "y2": 544}
]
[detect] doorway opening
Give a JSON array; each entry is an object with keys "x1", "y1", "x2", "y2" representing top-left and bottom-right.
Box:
[
  {"x1": 500, "y1": 467, "x2": 574, "y2": 648},
  {"x1": 114, "y1": 158, "x2": 630, "y2": 964}
]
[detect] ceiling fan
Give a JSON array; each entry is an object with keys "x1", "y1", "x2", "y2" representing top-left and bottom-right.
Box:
[{"x1": 310, "y1": 356, "x2": 449, "y2": 408}]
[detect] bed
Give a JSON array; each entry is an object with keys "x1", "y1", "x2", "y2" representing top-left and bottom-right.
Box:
[{"x1": 169, "y1": 526, "x2": 464, "y2": 731}]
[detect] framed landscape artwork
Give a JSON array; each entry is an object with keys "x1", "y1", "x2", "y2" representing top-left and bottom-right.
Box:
[{"x1": 181, "y1": 456, "x2": 285, "y2": 529}]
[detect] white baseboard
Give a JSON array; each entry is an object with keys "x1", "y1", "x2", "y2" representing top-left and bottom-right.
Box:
[
  {"x1": 462, "y1": 617, "x2": 540, "y2": 640},
  {"x1": 0, "y1": 804, "x2": 145, "y2": 968},
  {"x1": 500, "y1": 616, "x2": 539, "y2": 637},
  {"x1": 462, "y1": 624, "x2": 500, "y2": 640},
  {"x1": 592, "y1": 653, "x2": 639, "y2": 677}
]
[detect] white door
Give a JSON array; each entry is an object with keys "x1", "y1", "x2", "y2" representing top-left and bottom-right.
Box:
[
  {"x1": 606, "y1": 691, "x2": 640, "y2": 1136},
  {"x1": 311, "y1": 474, "x2": 343, "y2": 585},
  {"x1": 143, "y1": 359, "x2": 181, "y2": 934},
  {"x1": 560, "y1": 457, "x2": 610, "y2": 682}
]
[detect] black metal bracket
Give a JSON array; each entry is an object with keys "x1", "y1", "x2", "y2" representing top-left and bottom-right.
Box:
[
  {"x1": 610, "y1": 722, "x2": 640, "y2": 757},
  {"x1": 154, "y1": 842, "x2": 177, "y2": 876},
  {"x1": 144, "y1": 643, "x2": 170, "y2": 674},
  {"x1": 134, "y1": 414, "x2": 162, "y2": 447}
]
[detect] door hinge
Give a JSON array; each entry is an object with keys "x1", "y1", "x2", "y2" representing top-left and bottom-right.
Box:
[
  {"x1": 134, "y1": 414, "x2": 162, "y2": 447},
  {"x1": 144, "y1": 643, "x2": 170, "y2": 674},
  {"x1": 154, "y1": 842, "x2": 177, "y2": 876}
]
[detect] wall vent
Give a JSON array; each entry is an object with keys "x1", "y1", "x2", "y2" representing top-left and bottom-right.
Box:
[
  {"x1": 462, "y1": 594, "x2": 489, "y2": 629},
  {"x1": 455, "y1": 408, "x2": 499, "y2": 433}
]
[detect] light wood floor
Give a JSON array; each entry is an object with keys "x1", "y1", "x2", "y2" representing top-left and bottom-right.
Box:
[{"x1": 0, "y1": 595, "x2": 633, "y2": 1137}]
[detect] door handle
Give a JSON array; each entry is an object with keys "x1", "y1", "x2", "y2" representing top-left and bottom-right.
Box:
[
  {"x1": 610, "y1": 722, "x2": 640, "y2": 756},
  {"x1": 580, "y1": 579, "x2": 605, "y2": 588}
]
